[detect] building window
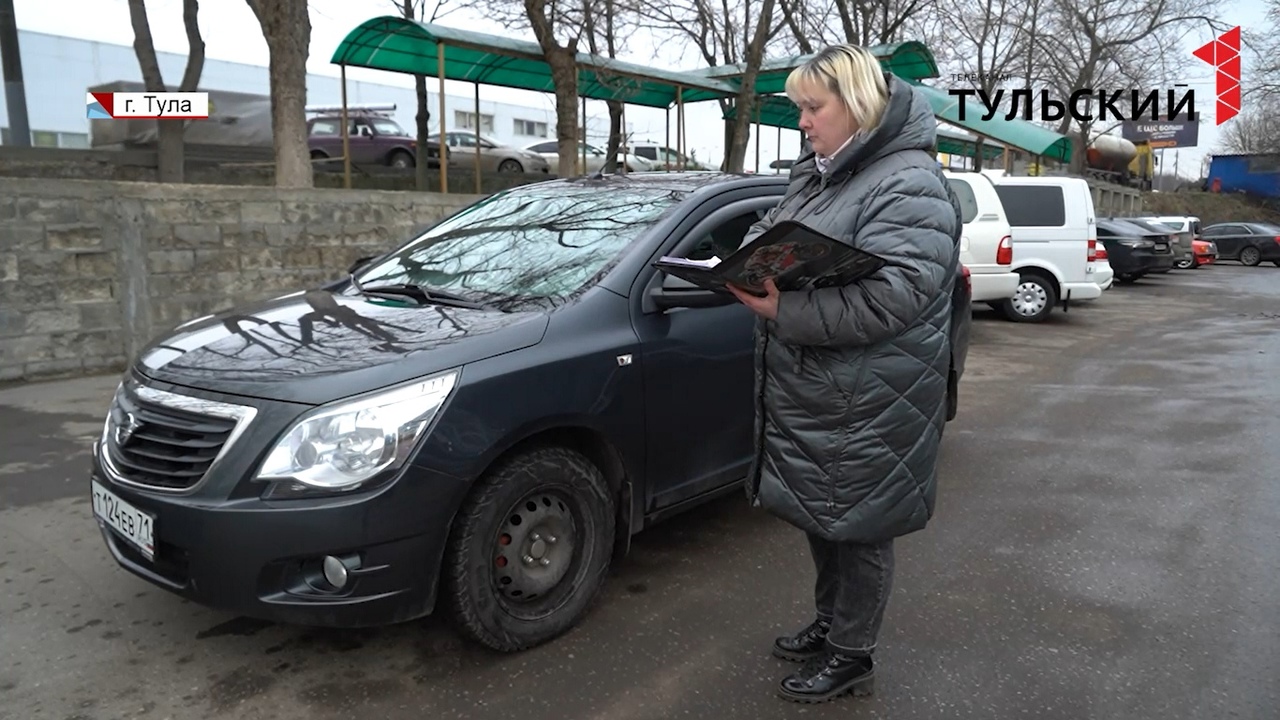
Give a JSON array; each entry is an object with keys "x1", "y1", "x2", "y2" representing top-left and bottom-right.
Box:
[
  {"x1": 454, "y1": 111, "x2": 494, "y2": 133},
  {"x1": 58, "y1": 132, "x2": 90, "y2": 148},
  {"x1": 513, "y1": 118, "x2": 548, "y2": 137}
]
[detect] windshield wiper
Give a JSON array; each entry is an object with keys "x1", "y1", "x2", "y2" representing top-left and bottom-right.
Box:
[{"x1": 351, "y1": 275, "x2": 492, "y2": 310}]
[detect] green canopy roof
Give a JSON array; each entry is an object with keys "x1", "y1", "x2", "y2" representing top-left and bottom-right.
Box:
[
  {"x1": 679, "y1": 42, "x2": 940, "y2": 102},
  {"x1": 330, "y1": 16, "x2": 740, "y2": 108},
  {"x1": 729, "y1": 85, "x2": 1072, "y2": 162}
]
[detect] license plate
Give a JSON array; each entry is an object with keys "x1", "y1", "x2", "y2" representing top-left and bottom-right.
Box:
[
  {"x1": 91, "y1": 480, "x2": 156, "y2": 562},
  {"x1": 1155, "y1": 243, "x2": 1168, "y2": 251}
]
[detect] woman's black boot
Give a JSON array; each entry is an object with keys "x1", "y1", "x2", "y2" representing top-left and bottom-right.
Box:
[
  {"x1": 777, "y1": 653, "x2": 874, "y2": 703},
  {"x1": 771, "y1": 618, "x2": 831, "y2": 661}
]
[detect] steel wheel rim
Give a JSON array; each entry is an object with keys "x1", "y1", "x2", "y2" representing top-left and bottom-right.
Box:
[
  {"x1": 1012, "y1": 281, "x2": 1047, "y2": 316},
  {"x1": 490, "y1": 488, "x2": 580, "y2": 617}
]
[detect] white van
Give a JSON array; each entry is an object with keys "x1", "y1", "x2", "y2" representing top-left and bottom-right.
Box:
[
  {"x1": 944, "y1": 170, "x2": 1019, "y2": 304},
  {"x1": 989, "y1": 176, "x2": 1104, "y2": 322}
]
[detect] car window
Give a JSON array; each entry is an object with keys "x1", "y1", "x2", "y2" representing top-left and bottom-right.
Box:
[
  {"x1": 635, "y1": 147, "x2": 657, "y2": 160},
  {"x1": 684, "y1": 210, "x2": 767, "y2": 262},
  {"x1": 946, "y1": 178, "x2": 980, "y2": 224},
  {"x1": 994, "y1": 185, "x2": 1065, "y2": 226},
  {"x1": 310, "y1": 120, "x2": 339, "y2": 136},
  {"x1": 372, "y1": 119, "x2": 407, "y2": 136},
  {"x1": 353, "y1": 184, "x2": 690, "y2": 306},
  {"x1": 529, "y1": 142, "x2": 557, "y2": 153}
]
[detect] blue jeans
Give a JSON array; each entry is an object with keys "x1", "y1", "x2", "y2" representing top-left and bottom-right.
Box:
[{"x1": 808, "y1": 534, "x2": 895, "y2": 656}]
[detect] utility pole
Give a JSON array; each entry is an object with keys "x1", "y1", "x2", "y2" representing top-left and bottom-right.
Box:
[{"x1": 0, "y1": 0, "x2": 30, "y2": 146}]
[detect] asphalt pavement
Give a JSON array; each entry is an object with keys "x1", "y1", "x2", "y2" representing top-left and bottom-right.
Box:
[{"x1": 2, "y1": 262, "x2": 1278, "y2": 720}]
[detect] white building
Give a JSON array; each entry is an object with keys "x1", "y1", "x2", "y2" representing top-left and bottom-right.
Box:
[{"x1": 0, "y1": 29, "x2": 623, "y2": 150}]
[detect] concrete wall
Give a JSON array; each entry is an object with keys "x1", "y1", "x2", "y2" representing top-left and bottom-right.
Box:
[{"x1": 0, "y1": 178, "x2": 483, "y2": 383}]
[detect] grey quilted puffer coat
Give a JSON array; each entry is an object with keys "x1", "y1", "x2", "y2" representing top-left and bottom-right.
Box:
[{"x1": 743, "y1": 73, "x2": 962, "y2": 544}]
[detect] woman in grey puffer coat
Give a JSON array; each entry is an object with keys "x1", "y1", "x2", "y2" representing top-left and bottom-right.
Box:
[{"x1": 725, "y1": 44, "x2": 963, "y2": 704}]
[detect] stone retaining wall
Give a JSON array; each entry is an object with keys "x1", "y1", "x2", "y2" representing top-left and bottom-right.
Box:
[{"x1": 0, "y1": 177, "x2": 483, "y2": 383}]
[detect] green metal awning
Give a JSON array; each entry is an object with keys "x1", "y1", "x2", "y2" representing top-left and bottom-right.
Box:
[
  {"x1": 909, "y1": 82, "x2": 1072, "y2": 162},
  {"x1": 680, "y1": 42, "x2": 940, "y2": 102},
  {"x1": 727, "y1": 93, "x2": 1038, "y2": 162},
  {"x1": 330, "y1": 16, "x2": 740, "y2": 108}
]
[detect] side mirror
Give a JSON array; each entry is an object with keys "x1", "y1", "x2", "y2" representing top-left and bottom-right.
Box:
[{"x1": 650, "y1": 275, "x2": 737, "y2": 310}]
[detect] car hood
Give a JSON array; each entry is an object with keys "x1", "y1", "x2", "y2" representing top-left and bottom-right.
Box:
[{"x1": 134, "y1": 289, "x2": 550, "y2": 406}]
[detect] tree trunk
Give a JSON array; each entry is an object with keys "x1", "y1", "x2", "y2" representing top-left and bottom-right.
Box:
[
  {"x1": 545, "y1": 46, "x2": 580, "y2": 177},
  {"x1": 605, "y1": 99, "x2": 622, "y2": 172},
  {"x1": 127, "y1": 0, "x2": 186, "y2": 183},
  {"x1": 414, "y1": 73, "x2": 431, "y2": 190},
  {"x1": 404, "y1": 0, "x2": 431, "y2": 191},
  {"x1": 246, "y1": 0, "x2": 313, "y2": 188}
]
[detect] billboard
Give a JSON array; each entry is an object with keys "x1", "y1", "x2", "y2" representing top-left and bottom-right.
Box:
[{"x1": 1120, "y1": 116, "x2": 1200, "y2": 149}]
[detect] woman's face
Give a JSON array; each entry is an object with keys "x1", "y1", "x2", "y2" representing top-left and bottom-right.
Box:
[{"x1": 793, "y1": 81, "x2": 858, "y2": 158}]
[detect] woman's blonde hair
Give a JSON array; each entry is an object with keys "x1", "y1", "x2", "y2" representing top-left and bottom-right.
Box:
[{"x1": 784, "y1": 44, "x2": 890, "y2": 134}]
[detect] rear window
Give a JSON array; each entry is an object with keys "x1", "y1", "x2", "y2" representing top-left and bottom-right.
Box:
[
  {"x1": 947, "y1": 178, "x2": 980, "y2": 223},
  {"x1": 994, "y1": 185, "x2": 1065, "y2": 227}
]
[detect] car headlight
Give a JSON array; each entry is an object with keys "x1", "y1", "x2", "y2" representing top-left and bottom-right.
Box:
[{"x1": 254, "y1": 369, "x2": 459, "y2": 498}]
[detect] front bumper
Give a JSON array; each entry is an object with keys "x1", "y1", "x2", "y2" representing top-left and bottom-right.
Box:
[{"x1": 88, "y1": 376, "x2": 471, "y2": 628}]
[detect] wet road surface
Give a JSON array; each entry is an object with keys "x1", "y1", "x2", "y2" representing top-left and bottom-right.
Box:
[{"x1": 2, "y1": 263, "x2": 1278, "y2": 720}]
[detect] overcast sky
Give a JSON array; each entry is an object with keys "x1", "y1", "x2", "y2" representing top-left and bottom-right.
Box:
[{"x1": 11, "y1": 0, "x2": 1271, "y2": 175}]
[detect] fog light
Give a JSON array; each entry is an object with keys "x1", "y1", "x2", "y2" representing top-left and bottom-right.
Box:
[{"x1": 322, "y1": 555, "x2": 349, "y2": 589}]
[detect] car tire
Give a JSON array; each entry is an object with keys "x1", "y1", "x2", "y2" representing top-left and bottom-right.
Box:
[
  {"x1": 1240, "y1": 246, "x2": 1262, "y2": 266},
  {"x1": 389, "y1": 150, "x2": 415, "y2": 169},
  {"x1": 498, "y1": 159, "x2": 524, "y2": 173},
  {"x1": 1175, "y1": 257, "x2": 1195, "y2": 270},
  {"x1": 442, "y1": 445, "x2": 615, "y2": 653},
  {"x1": 1000, "y1": 271, "x2": 1057, "y2": 323}
]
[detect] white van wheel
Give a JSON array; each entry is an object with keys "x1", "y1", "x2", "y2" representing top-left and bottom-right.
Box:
[{"x1": 1002, "y1": 272, "x2": 1057, "y2": 323}]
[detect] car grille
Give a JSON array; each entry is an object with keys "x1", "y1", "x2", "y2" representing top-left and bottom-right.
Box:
[{"x1": 101, "y1": 379, "x2": 256, "y2": 492}]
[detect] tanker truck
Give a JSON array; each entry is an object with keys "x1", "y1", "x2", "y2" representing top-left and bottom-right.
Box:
[{"x1": 1080, "y1": 133, "x2": 1153, "y2": 189}]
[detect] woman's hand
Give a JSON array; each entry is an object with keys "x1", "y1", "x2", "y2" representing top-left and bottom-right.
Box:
[{"x1": 726, "y1": 278, "x2": 780, "y2": 320}]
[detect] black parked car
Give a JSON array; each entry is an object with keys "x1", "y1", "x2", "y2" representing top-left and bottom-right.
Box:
[
  {"x1": 88, "y1": 172, "x2": 971, "y2": 653},
  {"x1": 1096, "y1": 218, "x2": 1176, "y2": 283},
  {"x1": 1200, "y1": 222, "x2": 1280, "y2": 266}
]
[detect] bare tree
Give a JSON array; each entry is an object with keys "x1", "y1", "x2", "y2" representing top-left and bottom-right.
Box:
[
  {"x1": 395, "y1": 0, "x2": 454, "y2": 190},
  {"x1": 1240, "y1": 0, "x2": 1280, "y2": 104},
  {"x1": 126, "y1": 0, "x2": 204, "y2": 183},
  {"x1": 1218, "y1": 95, "x2": 1280, "y2": 153},
  {"x1": 1031, "y1": 0, "x2": 1227, "y2": 172},
  {"x1": 448, "y1": 0, "x2": 593, "y2": 176},
  {"x1": 525, "y1": 0, "x2": 594, "y2": 176},
  {"x1": 636, "y1": 0, "x2": 783, "y2": 172},
  {"x1": 582, "y1": 0, "x2": 638, "y2": 172},
  {"x1": 777, "y1": 0, "x2": 936, "y2": 53},
  {"x1": 246, "y1": 0, "x2": 313, "y2": 188}
]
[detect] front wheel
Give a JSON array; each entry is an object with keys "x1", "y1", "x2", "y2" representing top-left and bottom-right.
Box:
[
  {"x1": 442, "y1": 446, "x2": 616, "y2": 653},
  {"x1": 1175, "y1": 257, "x2": 1196, "y2": 270},
  {"x1": 1240, "y1": 246, "x2": 1262, "y2": 266}
]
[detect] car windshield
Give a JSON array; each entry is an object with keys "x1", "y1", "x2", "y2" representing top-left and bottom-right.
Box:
[{"x1": 351, "y1": 182, "x2": 687, "y2": 309}]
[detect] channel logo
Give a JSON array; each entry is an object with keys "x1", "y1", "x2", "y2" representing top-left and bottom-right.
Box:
[{"x1": 1192, "y1": 26, "x2": 1240, "y2": 125}]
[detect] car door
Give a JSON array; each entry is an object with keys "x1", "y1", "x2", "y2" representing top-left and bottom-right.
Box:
[
  {"x1": 345, "y1": 119, "x2": 379, "y2": 164},
  {"x1": 631, "y1": 193, "x2": 781, "y2": 511},
  {"x1": 1206, "y1": 224, "x2": 1249, "y2": 259}
]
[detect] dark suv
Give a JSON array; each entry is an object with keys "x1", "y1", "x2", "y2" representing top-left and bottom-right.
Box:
[{"x1": 88, "y1": 172, "x2": 970, "y2": 653}]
